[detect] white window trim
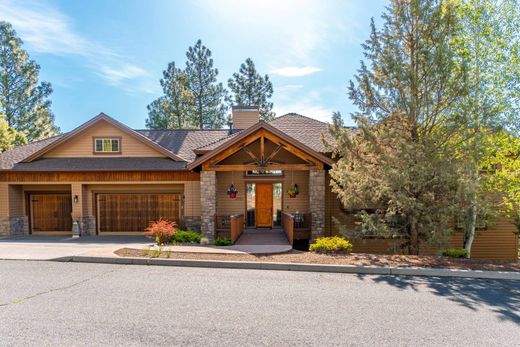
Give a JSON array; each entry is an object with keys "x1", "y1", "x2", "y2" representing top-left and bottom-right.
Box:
[{"x1": 94, "y1": 137, "x2": 121, "y2": 153}]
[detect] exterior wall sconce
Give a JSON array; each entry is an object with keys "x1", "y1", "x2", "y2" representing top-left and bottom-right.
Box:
[{"x1": 73, "y1": 195, "x2": 79, "y2": 204}]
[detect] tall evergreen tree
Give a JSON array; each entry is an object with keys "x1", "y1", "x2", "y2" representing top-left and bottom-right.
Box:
[
  {"x1": 327, "y1": 0, "x2": 466, "y2": 255},
  {"x1": 184, "y1": 40, "x2": 227, "y2": 129},
  {"x1": 0, "y1": 21, "x2": 59, "y2": 141},
  {"x1": 228, "y1": 58, "x2": 274, "y2": 121},
  {"x1": 146, "y1": 62, "x2": 196, "y2": 129}
]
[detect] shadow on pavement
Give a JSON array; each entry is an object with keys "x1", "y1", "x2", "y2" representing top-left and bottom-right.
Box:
[{"x1": 357, "y1": 273, "x2": 520, "y2": 324}]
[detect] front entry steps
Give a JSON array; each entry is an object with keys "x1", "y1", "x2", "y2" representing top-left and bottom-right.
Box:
[{"x1": 231, "y1": 228, "x2": 292, "y2": 254}]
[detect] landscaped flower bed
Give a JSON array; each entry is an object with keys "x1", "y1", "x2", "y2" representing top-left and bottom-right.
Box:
[{"x1": 114, "y1": 248, "x2": 520, "y2": 272}]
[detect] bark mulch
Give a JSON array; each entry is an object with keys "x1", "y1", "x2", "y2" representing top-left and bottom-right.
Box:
[{"x1": 114, "y1": 248, "x2": 520, "y2": 272}]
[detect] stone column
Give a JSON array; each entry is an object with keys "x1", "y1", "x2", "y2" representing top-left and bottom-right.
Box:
[
  {"x1": 309, "y1": 170, "x2": 325, "y2": 239},
  {"x1": 0, "y1": 184, "x2": 29, "y2": 236},
  {"x1": 71, "y1": 183, "x2": 96, "y2": 236},
  {"x1": 200, "y1": 170, "x2": 216, "y2": 241}
]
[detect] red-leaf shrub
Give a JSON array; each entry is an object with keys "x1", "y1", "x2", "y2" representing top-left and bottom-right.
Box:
[{"x1": 145, "y1": 219, "x2": 177, "y2": 245}]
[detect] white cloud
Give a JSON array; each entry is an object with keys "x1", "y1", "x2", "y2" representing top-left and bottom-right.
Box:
[
  {"x1": 270, "y1": 66, "x2": 321, "y2": 77},
  {"x1": 0, "y1": 0, "x2": 152, "y2": 92},
  {"x1": 99, "y1": 64, "x2": 148, "y2": 84},
  {"x1": 198, "y1": 0, "x2": 351, "y2": 66}
]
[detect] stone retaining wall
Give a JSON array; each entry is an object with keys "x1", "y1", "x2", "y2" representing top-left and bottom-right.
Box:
[{"x1": 0, "y1": 216, "x2": 29, "y2": 236}]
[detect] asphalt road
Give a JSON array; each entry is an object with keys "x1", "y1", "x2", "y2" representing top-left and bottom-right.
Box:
[{"x1": 0, "y1": 261, "x2": 519, "y2": 346}]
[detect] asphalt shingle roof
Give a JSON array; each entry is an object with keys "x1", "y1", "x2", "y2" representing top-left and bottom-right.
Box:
[
  {"x1": 0, "y1": 135, "x2": 65, "y2": 170},
  {"x1": 136, "y1": 129, "x2": 230, "y2": 162},
  {"x1": 269, "y1": 113, "x2": 334, "y2": 153},
  {"x1": 0, "y1": 114, "x2": 339, "y2": 171}
]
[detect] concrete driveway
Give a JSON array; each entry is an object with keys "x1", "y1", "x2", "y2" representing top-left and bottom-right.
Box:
[{"x1": 0, "y1": 236, "x2": 153, "y2": 260}]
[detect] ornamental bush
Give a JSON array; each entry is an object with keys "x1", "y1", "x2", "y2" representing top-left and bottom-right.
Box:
[
  {"x1": 214, "y1": 238, "x2": 233, "y2": 246},
  {"x1": 145, "y1": 219, "x2": 177, "y2": 245},
  {"x1": 310, "y1": 236, "x2": 353, "y2": 254},
  {"x1": 173, "y1": 230, "x2": 202, "y2": 243},
  {"x1": 440, "y1": 248, "x2": 469, "y2": 258}
]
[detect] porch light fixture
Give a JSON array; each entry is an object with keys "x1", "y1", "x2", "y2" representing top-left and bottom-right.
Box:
[{"x1": 73, "y1": 195, "x2": 79, "y2": 204}]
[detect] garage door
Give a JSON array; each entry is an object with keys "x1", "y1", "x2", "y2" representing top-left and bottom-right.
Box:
[
  {"x1": 96, "y1": 193, "x2": 181, "y2": 233},
  {"x1": 30, "y1": 194, "x2": 72, "y2": 233}
]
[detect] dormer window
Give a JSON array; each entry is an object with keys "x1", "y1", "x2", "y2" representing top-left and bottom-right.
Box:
[{"x1": 94, "y1": 138, "x2": 121, "y2": 153}]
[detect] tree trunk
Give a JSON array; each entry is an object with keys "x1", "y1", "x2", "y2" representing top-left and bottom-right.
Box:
[
  {"x1": 409, "y1": 221, "x2": 420, "y2": 255},
  {"x1": 463, "y1": 192, "x2": 477, "y2": 257}
]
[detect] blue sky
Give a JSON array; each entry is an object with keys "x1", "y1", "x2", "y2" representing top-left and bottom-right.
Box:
[{"x1": 0, "y1": 0, "x2": 387, "y2": 132}]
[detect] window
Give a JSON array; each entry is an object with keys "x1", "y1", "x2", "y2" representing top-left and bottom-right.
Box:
[{"x1": 94, "y1": 138, "x2": 120, "y2": 153}]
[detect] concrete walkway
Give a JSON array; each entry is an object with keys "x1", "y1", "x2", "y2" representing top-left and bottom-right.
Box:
[{"x1": 0, "y1": 230, "x2": 292, "y2": 260}]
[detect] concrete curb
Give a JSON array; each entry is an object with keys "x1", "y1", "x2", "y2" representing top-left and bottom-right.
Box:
[{"x1": 57, "y1": 255, "x2": 520, "y2": 281}]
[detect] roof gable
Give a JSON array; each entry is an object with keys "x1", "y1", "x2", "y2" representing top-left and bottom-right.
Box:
[
  {"x1": 187, "y1": 121, "x2": 334, "y2": 170},
  {"x1": 22, "y1": 113, "x2": 186, "y2": 163}
]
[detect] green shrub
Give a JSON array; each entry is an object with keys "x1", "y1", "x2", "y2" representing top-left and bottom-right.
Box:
[
  {"x1": 173, "y1": 230, "x2": 202, "y2": 243},
  {"x1": 440, "y1": 248, "x2": 469, "y2": 258},
  {"x1": 309, "y1": 236, "x2": 353, "y2": 254},
  {"x1": 214, "y1": 238, "x2": 233, "y2": 246}
]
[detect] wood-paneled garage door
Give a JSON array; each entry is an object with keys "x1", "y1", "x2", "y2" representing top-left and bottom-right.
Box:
[
  {"x1": 96, "y1": 193, "x2": 181, "y2": 233},
  {"x1": 30, "y1": 194, "x2": 72, "y2": 233}
]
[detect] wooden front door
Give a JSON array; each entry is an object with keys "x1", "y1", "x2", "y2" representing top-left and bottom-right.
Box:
[
  {"x1": 30, "y1": 194, "x2": 72, "y2": 233},
  {"x1": 255, "y1": 183, "x2": 273, "y2": 227}
]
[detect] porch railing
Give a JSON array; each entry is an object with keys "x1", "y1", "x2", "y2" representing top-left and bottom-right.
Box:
[
  {"x1": 214, "y1": 214, "x2": 244, "y2": 244},
  {"x1": 282, "y1": 212, "x2": 295, "y2": 245},
  {"x1": 230, "y1": 214, "x2": 244, "y2": 243},
  {"x1": 282, "y1": 212, "x2": 312, "y2": 246}
]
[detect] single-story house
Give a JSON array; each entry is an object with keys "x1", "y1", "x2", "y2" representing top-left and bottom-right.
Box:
[{"x1": 0, "y1": 106, "x2": 517, "y2": 259}]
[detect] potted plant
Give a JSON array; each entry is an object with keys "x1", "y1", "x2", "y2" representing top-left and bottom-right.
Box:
[
  {"x1": 227, "y1": 184, "x2": 238, "y2": 199},
  {"x1": 287, "y1": 184, "x2": 299, "y2": 198}
]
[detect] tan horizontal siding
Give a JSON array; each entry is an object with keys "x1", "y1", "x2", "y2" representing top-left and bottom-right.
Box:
[
  {"x1": 216, "y1": 171, "x2": 246, "y2": 215},
  {"x1": 184, "y1": 181, "x2": 201, "y2": 217},
  {"x1": 282, "y1": 170, "x2": 309, "y2": 213},
  {"x1": 216, "y1": 170, "x2": 309, "y2": 216},
  {"x1": 44, "y1": 120, "x2": 164, "y2": 158},
  {"x1": 326, "y1": 173, "x2": 519, "y2": 260},
  {"x1": 8, "y1": 185, "x2": 24, "y2": 217}
]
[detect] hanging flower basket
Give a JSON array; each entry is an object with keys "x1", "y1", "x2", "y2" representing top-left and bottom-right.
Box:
[
  {"x1": 227, "y1": 184, "x2": 238, "y2": 199},
  {"x1": 287, "y1": 184, "x2": 299, "y2": 198}
]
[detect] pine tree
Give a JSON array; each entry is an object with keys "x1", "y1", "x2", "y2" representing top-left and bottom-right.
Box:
[
  {"x1": 0, "y1": 21, "x2": 59, "y2": 141},
  {"x1": 0, "y1": 117, "x2": 26, "y2": 152},
  {"x1": 146, "y1": 62, "x2": 196, "y2": 129},
  {"x1": 228, "y1": 58, "x2": 274, "y2": 121},
  {"x1": 327, "y1": 0, "x2": 466, "y2": 255},
  {"x1": 184, "y1": 40, "x2": 227, "y2": 129}
]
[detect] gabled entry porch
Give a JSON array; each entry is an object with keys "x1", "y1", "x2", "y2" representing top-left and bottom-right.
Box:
[{"x1": 187, "y1": 121, "x2": 334, "y2": 244}]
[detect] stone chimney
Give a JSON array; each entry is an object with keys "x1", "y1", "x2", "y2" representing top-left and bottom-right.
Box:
[{"x1": 232, "y1": 105, "x2": 260, "y2": 129}]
